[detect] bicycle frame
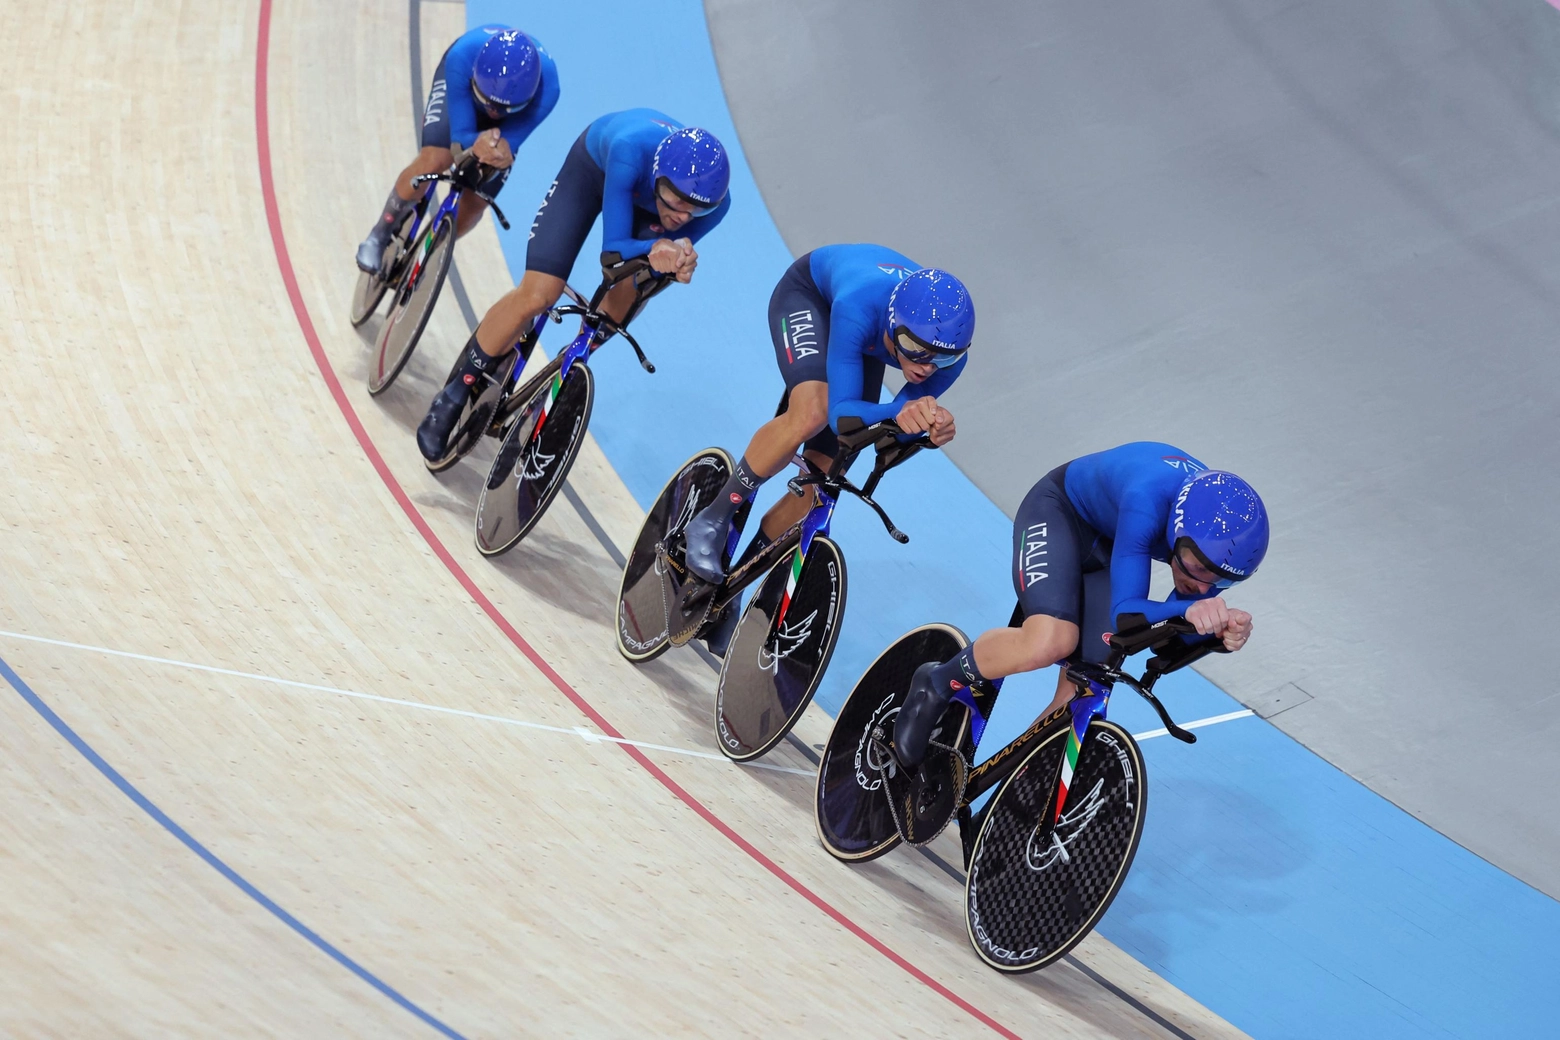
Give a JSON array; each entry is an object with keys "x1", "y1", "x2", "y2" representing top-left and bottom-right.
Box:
[
  {"x1": 396, "y1": 181, "x2": 460, "y2": 291},
  {"x1": 704, "y1": 423, "x2": 928, "y2": 620},
  {"x1": 953, "y1": 616, "x2": 1218, "y2": 824},
  {"x1": 493, "y1": 265, "x2": 669, "y2": 445}
]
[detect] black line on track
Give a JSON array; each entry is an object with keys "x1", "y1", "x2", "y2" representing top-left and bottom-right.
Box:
[{"x1": 406, "y1": 5, "x2": 1198, "y2": 1035}]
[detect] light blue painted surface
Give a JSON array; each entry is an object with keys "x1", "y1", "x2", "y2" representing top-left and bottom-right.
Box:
[{"x1": 465, "y1": 3, "x2": 1560, "y2": 1037}]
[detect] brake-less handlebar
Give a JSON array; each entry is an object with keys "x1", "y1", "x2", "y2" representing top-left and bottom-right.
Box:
[
  {"x1": 1063, "y1": 614, "x2": 1233, "y2": 744},
  {"x1": 782, "y1": 418, "x2": 935, "y2": 544},
  {"x1": 409, "y1": 154, "x2": 512, "y2": 229}
]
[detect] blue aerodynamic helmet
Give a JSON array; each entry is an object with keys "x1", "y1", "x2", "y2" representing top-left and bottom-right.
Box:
[
  {"x1": 652, "y1": 128, "x2": 731, "y2": 216},
  {"x1": 1167, "y1": 470, "x2": 1269, "y2": 587},
  {"x1": 887, "y1": 268, "x2": 975, "y2": 368},
  {"x1": 471, "y1": 30, "x2": 542, "y2": 117}
]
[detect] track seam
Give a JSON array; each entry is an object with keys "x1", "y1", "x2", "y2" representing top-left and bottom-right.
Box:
[{"x1": 259, "y1": 2, "x2": 1022, "y2": 1036}]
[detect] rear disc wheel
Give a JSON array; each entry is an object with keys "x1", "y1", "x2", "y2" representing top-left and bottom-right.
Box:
[
  {"x1": 815, "y1": 623, "x2": 968, "y2": 862},
  {"x1": 615, "y1": 449, "x2": 734, "y2": 663}
]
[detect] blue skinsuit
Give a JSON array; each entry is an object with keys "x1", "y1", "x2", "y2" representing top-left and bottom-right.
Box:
[
  {"x1": 807, "y1": 244, "x2": 967, "y2": 431},
  {"x1": 439, "y1": 26, "x2": 561, "y2": 155},
  {"x1": 584, "y1": 109, "x2": 733, "y2": 260},
  {"x1": 1063, "y1": 442, "x2": 1218, "y2": 624}
]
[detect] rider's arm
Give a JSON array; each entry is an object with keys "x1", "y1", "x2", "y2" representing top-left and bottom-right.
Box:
[
  {"x1": 1108, "y1": 498, "x2": 1216, "y2": 624},
  {"x1": 825, "y1": 319, "x2": 898, "y2": 429},
  {"x1": 599, "y1": 159, "x2": 655, "y2": 260},
  {"x1": 496, "y1": 48, "x2": 560, "y2": 154}
]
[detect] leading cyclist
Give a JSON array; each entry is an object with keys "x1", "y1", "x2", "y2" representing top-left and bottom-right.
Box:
[
  {"x1": 894, "y1": 442, "x2": 1269, "y2": 769},
  {"x1": 355, "y1": 26, "x2": 559, "y2": 273},
  {"x1": 417, "y1": 109, "x2": 732, "y2": 462},
  {"x1": 680, "y1": 244, "x2": 976, "y2": 655}
]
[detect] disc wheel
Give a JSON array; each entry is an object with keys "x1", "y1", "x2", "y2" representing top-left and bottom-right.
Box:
[
  {"x1": 615, "y1": 449, "x2": 734, "y2": 663},
  {"x1": 473, "y1": 363, "x2": 594, "y2": 557},
  {"x1": 714, "y1": 537, "x2": 847, "y2": 762},
  {"x1": 367, "y1": 213, "x2": 455, "y2": 395},
  {"x1": 964, "y1": 719, "x2": 1147, "y2": 973},
  {"x1": 815, "y1": 623, "x2": 968, "y2": 862},
  {"x1": 425, "y1": 350, "x2": 521, "y2": 474}
]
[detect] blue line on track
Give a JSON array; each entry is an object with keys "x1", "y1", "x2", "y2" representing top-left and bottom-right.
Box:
[{"x1": 0, "y1": 652, "x2": 468, "y2": 1040}]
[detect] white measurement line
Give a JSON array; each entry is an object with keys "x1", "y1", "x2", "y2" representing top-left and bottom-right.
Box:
[
  {"x1": 0, "y1": 629, "x2": 812, "y2": 777},
  {"x1": 1133, "y1": 708, "x2": 1255, "y2": 741}
]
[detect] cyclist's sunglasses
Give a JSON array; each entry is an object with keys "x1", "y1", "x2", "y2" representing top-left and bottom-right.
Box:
[
  {"x1": 892, "y1": 326, "x2": 967, "y2": 369},
  {"x1": 470, "y1": 79, "x2": 531, "y2": 118},
  {"x1": 655, "y1": 177, "x2": 721, "y2": 218},
  {"x1": 1171, "y1": 538, "x2": 1246, "y2": 590}
]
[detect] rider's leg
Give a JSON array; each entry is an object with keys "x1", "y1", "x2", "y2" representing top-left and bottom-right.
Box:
[
  {"x1": 896, "y1": 466, "x2": 1094, "y2": 768},
  {"x1": 418, "y1": 130, "x2": 603, "y2": 461},
  {"x1": 684, "y1": 382, "x2": 829, "y2": 582},
  {"x1": 453, "y1": 193, "x2": 490, "y2": 237},
  {"x1": 683, "y1": 254, "x2": 833, "y2": 582},
  {"x1": 416, "y1": 270, "x2": 562, "y2": 461},
  {"x1": 357, "y1": 146, "x2": 452, "y2": 272}
]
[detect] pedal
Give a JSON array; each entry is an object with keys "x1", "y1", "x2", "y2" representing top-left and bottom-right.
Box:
[{"x1": 884, "y1": 739, "x2": 966, "y2": 847}]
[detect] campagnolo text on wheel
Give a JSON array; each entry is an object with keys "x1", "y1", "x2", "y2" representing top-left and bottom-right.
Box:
[{"x1": 815, "y1": 442, "x2": 1270, "y2": 972}]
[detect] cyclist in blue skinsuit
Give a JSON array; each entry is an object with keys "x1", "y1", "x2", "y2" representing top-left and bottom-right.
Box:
[
  {"x1": 417, "y1": 108, "x2": 732, "y2": 461},
  {"x1": 681, "y1": 244, "x2": 976, "y2": 654},
  {"x1": 355, "y1": 26, "x2": 560, "y2": 273},
  {"x1": 894, "y1": 442, "x2": 1269, "y2": 768}
]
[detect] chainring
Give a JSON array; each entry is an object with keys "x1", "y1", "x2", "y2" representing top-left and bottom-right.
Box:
[{"x1": 883, "y1": 740, "x2": 967, "y2": 847}]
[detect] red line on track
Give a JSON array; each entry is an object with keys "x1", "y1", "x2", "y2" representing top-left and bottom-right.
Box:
[{"x1": 253, "y1": 4, "x2": 1019, "y2": 1035}]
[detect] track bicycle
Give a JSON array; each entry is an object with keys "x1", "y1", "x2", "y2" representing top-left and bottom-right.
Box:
[
  {"x1": 350, "y1": 152, "x2": 512, "y2": 395},
  {"x1": 464, "y1": 254, "x2": 674, "y2": 557},
  {"x1": 615, "y1": 418, "x2": 933, "y2": 762},
  {"x1": 815, "y1": 612, "x2": 1225, "y2": 972}
]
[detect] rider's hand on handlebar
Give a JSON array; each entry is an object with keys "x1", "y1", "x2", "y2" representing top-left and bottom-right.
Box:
[
  {"x1": 470, "y1": 129, "x2": 513, "y2": 170},
  {"x1": 895, "y1": 396, "x2": 941, "y2": 438},
  {"x1": 928, "y1": 405, "x2": 957, "y2": 446},
  {"x1": 1221, "y1": 609, "x2": 1253, "y2": 651},
  {"x1": 648, "y1": 238, "x2": 685, "y2": 277},
  {"x1": 1185, "y1": 597, "x2": 1252, "y2": 651},
  {"x1": 673, "y1": 238, "x2": 698, "y2": 283}
]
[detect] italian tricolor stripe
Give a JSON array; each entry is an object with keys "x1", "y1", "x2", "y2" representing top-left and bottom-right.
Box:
[
  {"x1": 775, "y1": 545, "x2": 806, "y2": 627},
  {"x1": 530, "y1": 371, "x2": 563, "y2": 440},
  {"x1": 1054, "y1": 722, "x2": 1083, "y2": 821}
]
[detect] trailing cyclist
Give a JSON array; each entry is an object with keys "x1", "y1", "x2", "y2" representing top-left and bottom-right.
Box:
[
  {"x1": 680, "y1": 244, "x2": 975, "y2": 654},
  {"x1": 355, "y1": 25, "x2": 559, "y2": 273},
  {"x1": 893, "y1": 442, "x2": 1269, "y2": 769},
  {"x1": 417, "y1": 108, "x2": 732, "y2": 462}
]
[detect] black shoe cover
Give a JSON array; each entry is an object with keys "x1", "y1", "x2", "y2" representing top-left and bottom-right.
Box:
[
  {"x1": 683, "y1": 508, "x2": 730, "y2": 584},
  {"x1": 893, "y1": 660, "x2": 957, "y2": 770},
  {"x1": 417, "y1": 382, "x2": 468, "y2": 461},
  {"x1": 356, "y1": 224, "x2": 393, "y2": 275}
]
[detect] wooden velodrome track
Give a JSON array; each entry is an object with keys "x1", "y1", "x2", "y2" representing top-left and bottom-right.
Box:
[{"x1": 0, "y1": 1, "x2": 1251, "y2": 1036}]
